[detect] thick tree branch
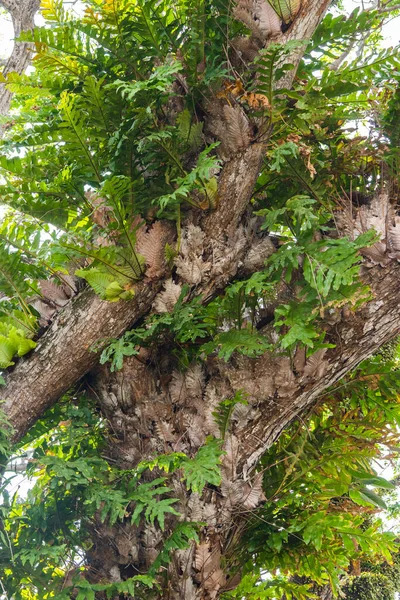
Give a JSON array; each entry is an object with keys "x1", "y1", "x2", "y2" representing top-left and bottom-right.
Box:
[
  {"x1": 2, "y1": 281, "x2": 162, "y2": 442},
  {"x1": 218, "y1": 258, "x2": 400, "y2": 477},
  {"x1": 1, "y1": 226, "x2": 274, "y2": 443},
  {"x1": 0, "y1": 0, "x2": 40, "y2": 122},
  {"x1": 0, "y1": 0, "x2": 333, "y2": 437},
  {"x1": 203, "y1": 0, "x2": 332, "y2": 240},
  {"x1": 78, "y1": 244, "x2": 400, "y2": 598},
  {"x1": 3, "y1": 0, "x2": 398, "y2": 460}
]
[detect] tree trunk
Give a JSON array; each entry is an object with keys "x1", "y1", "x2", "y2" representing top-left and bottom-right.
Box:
[
  {"x1": 1, "y1": 0, "x2": 334, "y2": 442},
  {"x1": 3, "y1": 0, "x2": 400, "y2": 597},
  {"x1": 0, "y1": 0, "x2": 40, "y2": 125},
  {"x1": 78, "y1": 243, "x2": 400, "y2": 598}
]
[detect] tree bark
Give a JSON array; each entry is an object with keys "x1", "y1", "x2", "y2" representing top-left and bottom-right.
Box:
[
  {"x1": 0, "y1": 0, "x2": 40, "y2": 125},
  {"x1": 2, "y1": 281, "x2": 163, "y2": 441},
  {"x1": 2, "y1": 0, "x2": 333, "y2": 442},
  {"x1": 80, "y1": 232, "x2": 400, "y2": 598},
  {"x1": 3, "y1": 1, "x2": 400, "y2": 597}
]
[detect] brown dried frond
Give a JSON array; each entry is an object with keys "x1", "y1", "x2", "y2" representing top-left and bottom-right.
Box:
[
  {"x1": 195, "y1": 542, "x2": 212, "y2": 573},
  {"x1": 136, "y1": 221, "x2": 171, "y2": 279},
  {"x1": 175, "y1": 257, "x2": 206, "y2": 284},
  {"x1": 221, "y1": 479, "x2": 246, "y2": 507},
  {"x1": 195, "y1": 541, "x2": 225, "y2": 596},
  {"x1": 222, "y1": 104, "x2": 251, "y2": 154},
  {"x1": 254, "y1": 0, "x2": 282, "y2": 38},
  {"x1": 39, "y1": 280, "x2": 70, "y2": 307},
  {"x1": 175, "y1": 224, "x2": 211, "y2": 284},
  {"x1": 223, "y1": 434, "x2": 240, "y2": 474},
  {"x1": 233, "y1": 0, "x2": 281, "y2": 40},
  {"x1": 230, "y1": 36, "x2": 262, "y2": 65},
  {"x1": 233, "y1": 1, "x2": 264, "y2": 40},
  {"x1": 303, "y1": 348, "x2": 328, "y2": 379},
  {"x1": 153, "y1": 279, "x2": 182, "y2": 313},
  {"x1": 241, "y1": 472, "x2": 266, "y2": 509},
  {"x1": 274, "y1": 358, "x2": 298, "y2": 397},
  {"x1": 186, "y1": 414, "x2": 208, "y2": 448},
  {"x1": 205, "y1": 568, "x2": 226, "y2": 596},
  {"x1": 361, "y1": 241, "x2": 390, "y2": 267},
  {"x1": 185, "y1": 224, "x2": 206, "y2": 252},
  {"x1": 30, "y1": 298, "x2": 57, "y2": 326},
  {"x1": 85, "y1": 191, "x2": 114, "y2": 228},
  {"x1": 210, "y1": 226, "x2": 247, "y2": 277},
  {"x1": 231, "y1": 402, "x2": 248, "y2": 430},
  {"x1": 169, "y1": 370, "x2": 187, "y2": 405},
  {"x1": 241, "y1": 236, "x2": 276, "y2": 272},
  {"x1": 354, "y1": 191, "x2": 390, "y2": 240},
  {"x1": 388, "y1": 214, "x2": 400, "y2": 253},
  {"x1": 188, "y1": 493, "x2": 204, "y2": 522},
  {"x1": 58, "y1": 274, "x2": 78, "y2": 297},
  {"x1": 154, "y1": 420, "x2": 177, "y2": 443},
  {"x1": 185, "y1": 363, "x2": 205, "y2": 400}
]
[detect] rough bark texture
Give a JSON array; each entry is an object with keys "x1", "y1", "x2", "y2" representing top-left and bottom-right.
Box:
[
  {"x1": 4, "y1": 0, "x2": 400, "y2": 598},
  {"x1": 80, "y1": 244, "x2": 400, "y2": 599},
  {"x1": 3, "y1": 281, "x2": 163, "y2": 441},
  {"x1": 0, "y1": 0, "x2": 40, "y2": 124},
  {"x1": 3, "y1": 0, "x2": 333, "y2": 442}
]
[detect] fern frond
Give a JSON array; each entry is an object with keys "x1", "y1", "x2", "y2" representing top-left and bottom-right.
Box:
[
  {"x1": 75, "y1": 268, "x2": 116, "y2": 300},
  {"x1": 41, "y1": 0, "x2": 70, "y2": 24},
  {"x1": 233, "y1": 1, "x2": 265, "y2": 40},
  {"x1": 252, "y1": 41, "x2": 301, "y2": 102},
  {"x1": 153, "y1": 279, "x2": 182, "y2": 313},
  {"x1": 222, "y1": 105, "x2": 251, "y2": 154},
  {"x1": 202, "y1": 328, "x2": 271, "y2": 361},
  {"x1": 304, "y1": 230, "x2": 377, "y2": 298},
  {"x1": 303, "y1": 348, "x2": 328, "y2": 378},
  {"x1": 21, "y1": 24, "x2": 94, "y2": 68},
  {"x1": 81, "y1": 76, "x2": 110, "y2": 134},
  {"x1": 38, "y1": 280, "x2": 70, "y2": 307},
  {"x1": 268, "y1": 0, "x2": 302, "y2": 24},
  {"x1": 136, "y1": 221, "x2": 170, "y2": 279},
  {"x1": 388, "y1": 215, "x2": 400, "y2": 253},
  {"x1": 59, "y1": 92, "x2": 101, "y2": 180},
  {"x1": 176, "y1": 109, "x2": 204, "y2": 152},
  {"x1": 34, "y1": 52, "x2": 85, "y2": 79},
  {"x1": 213, "y1": 391, "x2": 248, "y2": 439},
  {"x1": 0, "y1": 248, "x2": 37, "y2": 318},
  {"x1": 255, "y1": 0, "x2": 282, "y2": 37},
  {"x1": 0, "y1": 324, "x2": 37, "y2": 368},
  {"x1": 185, "y1": 363, "x2": 205, "y2": 399}
]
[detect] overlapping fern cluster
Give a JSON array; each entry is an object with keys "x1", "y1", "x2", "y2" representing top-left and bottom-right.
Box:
[
  {"x1": 1, "y1": 349, "x2": 400, "y2": 598},
  {"x1": 0, "y1": 0, "x2": 400, "y2": 597},
  {"x1": 0, "y1": 0, "x2": 398, "y2": 368},
  {"x1": 0, "y1": 0, "x2": 233, "y2": 365}
]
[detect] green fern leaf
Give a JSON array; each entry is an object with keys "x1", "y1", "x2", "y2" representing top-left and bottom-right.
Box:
[
  {"x1": 268, "y1": 0, "x2": 301, "y2": 24},
  {"x1": 176, "y1": 109, "x2": 204, "y2": 151},
  {"x1": 181, "y1": 438, "x2": 223, "y2": 492},
  {"x1": 202, "y1": 329, "x2": 271, "y2": 361},
  {"x1": 41, "y1": 0, "x2": 69, "y2": 24},
  {"x1": 145, "y1": 497, "x2": 180, "y2": 530},
  {"x1": 213, "y1": 391, "x2": 248, "y2": 439},
  {"x1": 0, "y1": 337, "x2": 17, "y2": 368},
  {"x1": 252, "y1": 41, "x2": 301, "y2": 104},
  {"x1": 59, "y1": 91, "x2": 100, "y2": 178},
  {"x1": 75, "y1": 268, "x2": 115, "y2": 300}
]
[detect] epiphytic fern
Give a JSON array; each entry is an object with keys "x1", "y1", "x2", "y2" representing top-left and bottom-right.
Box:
[{"x1": 268, "y1": 0, "x2": 301, "y2": 24}]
